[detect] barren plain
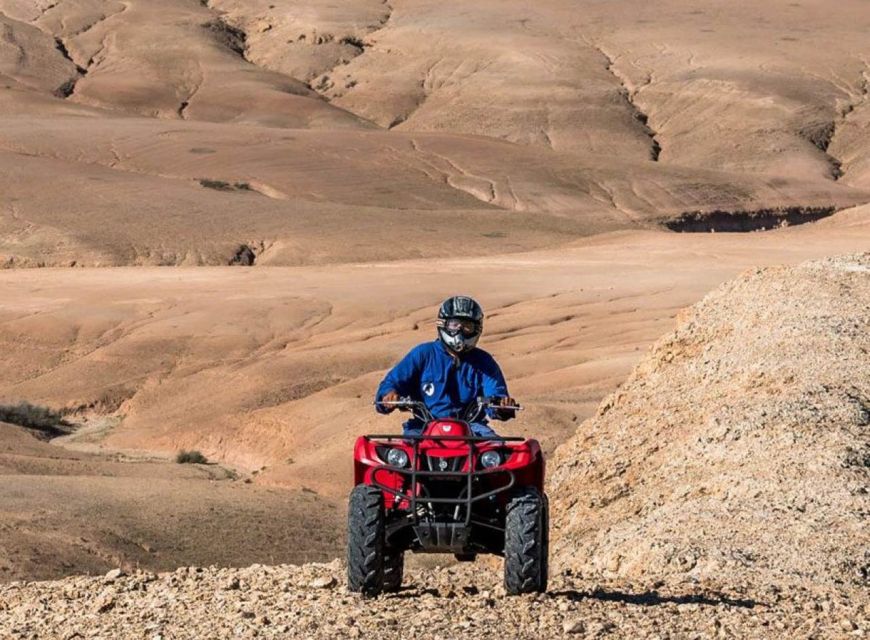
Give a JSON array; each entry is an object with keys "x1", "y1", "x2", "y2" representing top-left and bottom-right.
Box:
[{"x1": 0, "y1": 0, "x2": 868, "y2": 636}]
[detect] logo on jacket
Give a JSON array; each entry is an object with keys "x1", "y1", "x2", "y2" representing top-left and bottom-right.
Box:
[
  {"x1": 442, "y1": 424, "x2": 452, "y2": 432},
  {"x1": 423, "y1": 382, "x2": 435, "y2": 397},
  {"x1": 438, "y1": 458, "x2": 449, "y2": 471}
]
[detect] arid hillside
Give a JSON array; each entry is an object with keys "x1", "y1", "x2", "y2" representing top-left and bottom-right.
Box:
[
  {"x1": 0, "y1": 0, "x2": 869, "y2": 267},
  {"x1": 0, "y1": 210, "x2": 867, "y2": 496}
]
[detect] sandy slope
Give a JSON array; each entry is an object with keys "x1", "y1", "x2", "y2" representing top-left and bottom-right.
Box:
[
  {"x1": 0, "y1": 422, "x2": 342, "y2": 582},
  {"x1": 0, "y1": 208, "x2": 868, "y2": 495},
  {"x1": 219, "y1": 0, "x2": 870, "y2": 181},
  {"x1": 1, "y1": 112, "x2": 864, "y2": 267}
]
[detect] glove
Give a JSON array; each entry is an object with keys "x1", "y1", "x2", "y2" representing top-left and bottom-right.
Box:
[
  {"x1": 492, "y1": 396, "x2": 517, "y2": 420},
  {"x1": 379, "y1": 389, "x2": 401, "y2": 413}
]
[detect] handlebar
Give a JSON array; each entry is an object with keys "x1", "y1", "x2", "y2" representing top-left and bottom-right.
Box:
[{"x1": 376, "y1": 396, "x2": 522, "y2": 423}]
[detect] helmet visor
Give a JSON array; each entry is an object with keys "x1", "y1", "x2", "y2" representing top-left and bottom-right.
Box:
[{"x1": 441, "y1": 318, "x2": 480, "y2": 337}]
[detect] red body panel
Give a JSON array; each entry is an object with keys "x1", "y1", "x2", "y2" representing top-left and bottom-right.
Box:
[{"x1": 354, "y1": 419, "x2": 544, "y2": 509}]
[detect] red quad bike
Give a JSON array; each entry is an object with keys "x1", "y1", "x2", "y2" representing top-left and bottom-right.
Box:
[{"x1": 347, "y1": 397, "x2": 548, "y2": 596}]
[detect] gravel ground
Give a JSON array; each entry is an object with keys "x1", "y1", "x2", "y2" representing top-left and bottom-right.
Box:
[{"x1": 0, "y1": 562, "x2": 865, "y2": 639}]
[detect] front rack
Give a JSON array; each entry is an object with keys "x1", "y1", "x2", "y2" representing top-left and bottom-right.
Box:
[{"x1": 363, "y1": 434, "x2": 524, "y2": 528}]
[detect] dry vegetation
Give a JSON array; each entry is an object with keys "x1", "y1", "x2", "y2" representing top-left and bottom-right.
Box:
[
  {"x1": 175, "y1": 450, "x2": 209, "y2": 464},
  {"x1": 0, "y1": 402, "x2": 67, "y2": 435}
]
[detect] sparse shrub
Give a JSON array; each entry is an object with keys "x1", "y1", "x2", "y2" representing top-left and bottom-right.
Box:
[
  {"x1": 340, "y1": 35, "x2": 365, "y2": 48},
  {"x1": 199, "y1": 179, "x2": 233, "y2": 191},
  {"x1": 176, "y1": 450, "x2": 208, "y2": 464},
  {"x1": 199, "y1": 179, "x2": 253, "y2": 193},
  {"x1": 0, "y1": 401, "x2": 69, "y2": 434},
  {"x1": 200, "y1": 20, "x2": 246, "y2": 56}
]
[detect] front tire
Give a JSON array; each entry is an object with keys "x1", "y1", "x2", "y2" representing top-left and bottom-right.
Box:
[
  {"x1": 504, "y1": 487, "x2": 548, "y2": 595},
  {"x1": 347, "y1": 484, "x2": 385, "y2": 596}
]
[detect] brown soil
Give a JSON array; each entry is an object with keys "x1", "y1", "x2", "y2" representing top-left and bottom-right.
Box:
[{"x1": 0, "y1": 421, "x2": 341, "y2": 582}]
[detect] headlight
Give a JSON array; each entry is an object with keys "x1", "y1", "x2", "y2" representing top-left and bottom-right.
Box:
[
  {"x1": 480, "y1": 450, "x2": 502, "y2": 469},
  {"x1": 386, "y1": 448, "x2": 409, "y2": 468}
]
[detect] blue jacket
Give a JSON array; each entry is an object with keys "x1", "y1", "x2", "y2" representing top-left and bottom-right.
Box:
[{"x1": 375, "y1": 340, "x2": 513, "y2": 433}]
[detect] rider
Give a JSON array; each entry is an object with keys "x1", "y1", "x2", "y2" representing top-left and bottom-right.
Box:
[{"x1": 374, "y1": 295, "x2": 517, "y2": 438}]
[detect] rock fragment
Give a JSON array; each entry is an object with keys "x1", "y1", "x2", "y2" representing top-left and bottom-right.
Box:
[
  {"x1": 563, "y1": 617, "x2": 586, "y2": 633},
  {"x1": 309, "y1": 575, "x2": 336, "y2": 589},
  {"x1": 103, "y1": 568, "x2": 126, "y2": 583}
]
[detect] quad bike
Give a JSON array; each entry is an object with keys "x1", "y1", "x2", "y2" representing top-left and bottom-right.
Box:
[{"x1": 347, "y1": 396, "x2": 548, "y2": 596}]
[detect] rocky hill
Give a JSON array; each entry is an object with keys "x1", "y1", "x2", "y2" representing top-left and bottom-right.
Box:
[
  {"x1": 1, "y1": 255, "x2": 866, "y2": 638},
  {"x1": 549, "y1": 253, "x2": 869, "y2": 593}
]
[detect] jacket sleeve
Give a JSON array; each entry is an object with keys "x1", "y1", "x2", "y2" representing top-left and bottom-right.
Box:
[
  {"x1": 374, "y1": 346, "x2": 424, "y2": 413},
  {"x1": 480, "y1": 355, "x2": 514, "y2": 422}
]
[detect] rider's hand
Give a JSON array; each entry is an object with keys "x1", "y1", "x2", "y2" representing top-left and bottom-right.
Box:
[
  {"x1": 379, "y1": 390, "x2": 401, "y2": 413},
  {"x1": 493, "y1": 396, "x2": 517, "y2": 419}
]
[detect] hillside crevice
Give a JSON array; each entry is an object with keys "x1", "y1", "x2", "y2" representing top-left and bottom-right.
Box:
[
  {"x1": 52, "y1": 36, "x2": 85, "y2": 98},
  {"x1": 590, "y1": 44, "x2": 661, "y2": 162},
  {"x1": 824, "y1": 64, "x2": 870, "y2": 181},
  {"x1": 306, "y1": 0, "x2": 394, "y2": 113}
]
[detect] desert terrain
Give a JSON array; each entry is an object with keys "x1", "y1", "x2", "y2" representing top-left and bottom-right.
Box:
[
  {"x1": 1, "y1": 254, "x2": 866, "y2": 638},
  {"x1": 0, "y1": 0, "x2": 868, "y2": 636}
]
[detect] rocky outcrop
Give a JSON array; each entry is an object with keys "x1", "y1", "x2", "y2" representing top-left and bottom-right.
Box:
[{"x1": 549, "y1": 253, "x2": 869, "y2": 596}]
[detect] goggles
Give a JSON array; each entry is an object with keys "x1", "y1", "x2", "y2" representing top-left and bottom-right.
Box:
[{"x1": 440, "y1": 318, "x2": 480, "y2": 337}]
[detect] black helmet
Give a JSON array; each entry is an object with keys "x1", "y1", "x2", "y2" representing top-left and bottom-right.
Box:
[{"x1": 436, "y1": 296, "x2": 483, "y2": 353}]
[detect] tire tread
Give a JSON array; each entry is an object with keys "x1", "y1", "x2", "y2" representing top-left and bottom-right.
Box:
[
  {"x1": 346, "y1": 484, "x2": 385, "y2": 596},
  {"x1": 504, "y1": 487, "x2": 549, "y2": 595}
]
